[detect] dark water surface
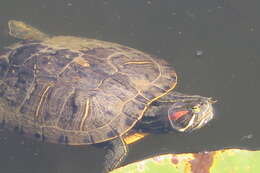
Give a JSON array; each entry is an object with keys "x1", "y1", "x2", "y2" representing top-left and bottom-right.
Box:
[{"x1": 0, "y1": 0, "x2": 260, "y2": 173}]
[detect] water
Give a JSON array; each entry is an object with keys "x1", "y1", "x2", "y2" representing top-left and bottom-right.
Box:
[{"x1": 0, "y1": 0, "x2": 260, "y2": 173}]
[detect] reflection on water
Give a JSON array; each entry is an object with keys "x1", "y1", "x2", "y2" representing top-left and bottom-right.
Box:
[{"x1": 0, "y1": 0, "x2": 260, "y2": 173}]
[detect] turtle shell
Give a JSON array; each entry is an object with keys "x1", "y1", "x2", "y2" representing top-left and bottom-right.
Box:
[{"x1": 0, "y1": 36, "x2": 177, "y2": 145}]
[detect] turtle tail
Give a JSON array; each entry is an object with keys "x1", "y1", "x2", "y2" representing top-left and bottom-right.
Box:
[{"x1": 8, "y1": 20, "x2": 50, "y2": 41}]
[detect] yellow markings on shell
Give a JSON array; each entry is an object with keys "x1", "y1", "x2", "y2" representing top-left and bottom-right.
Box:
[
  {"x1": 136, "y1": 73, "x2": 177, "y2": 128},
  {"x1": 124, "y1": 132, "x2": 149, "y2": 144},
  {"x1": 124, "y1": 61, "x2": 153, "y2": 65},
  {"x1": 91, "y1": 70, "x2": 177, "y2": 144},
  {"x1": 35, "y1": 84, "x2": 53, "y2": 119},
  {"x1": 58, "y1": 57, "x2": 90, "y2": 76},
  {"x1": 73, "y1": 57, "x2": 90, "y2": 67},
  {"x1": 80, "y1": 98, "x2": 90, "y2": 131}
]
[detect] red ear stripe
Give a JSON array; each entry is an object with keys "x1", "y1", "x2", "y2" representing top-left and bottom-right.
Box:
[{"x1": 170, "y1": 110, "x2": 189, "y2": 120}]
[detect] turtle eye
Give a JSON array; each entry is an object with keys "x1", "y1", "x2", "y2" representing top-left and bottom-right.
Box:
[{"x1": 191, "y1": 105, "x2": 200, "y2": 113}]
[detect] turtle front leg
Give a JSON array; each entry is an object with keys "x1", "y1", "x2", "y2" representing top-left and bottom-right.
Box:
[{"x1": 103, "y1": 137, "x2": 128, "y2": 173}]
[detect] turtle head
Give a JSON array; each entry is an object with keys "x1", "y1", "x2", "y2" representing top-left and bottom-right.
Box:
[{"x1": 167, "y1": 96, "x2": 216, "y2": 132}]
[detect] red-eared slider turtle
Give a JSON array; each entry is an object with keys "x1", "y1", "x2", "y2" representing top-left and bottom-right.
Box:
[{"x1": 0, "y1": 20, "x2": 215, "y2": 172}]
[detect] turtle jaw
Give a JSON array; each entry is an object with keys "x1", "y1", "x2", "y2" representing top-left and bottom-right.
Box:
[{"x1": 167, "y1": 97, "x2": 215, "y2": 132}]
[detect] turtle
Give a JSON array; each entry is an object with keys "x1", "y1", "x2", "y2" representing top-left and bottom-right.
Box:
[{"x1": 0, "y1": 20, "x2": 215, "y2": 173}]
